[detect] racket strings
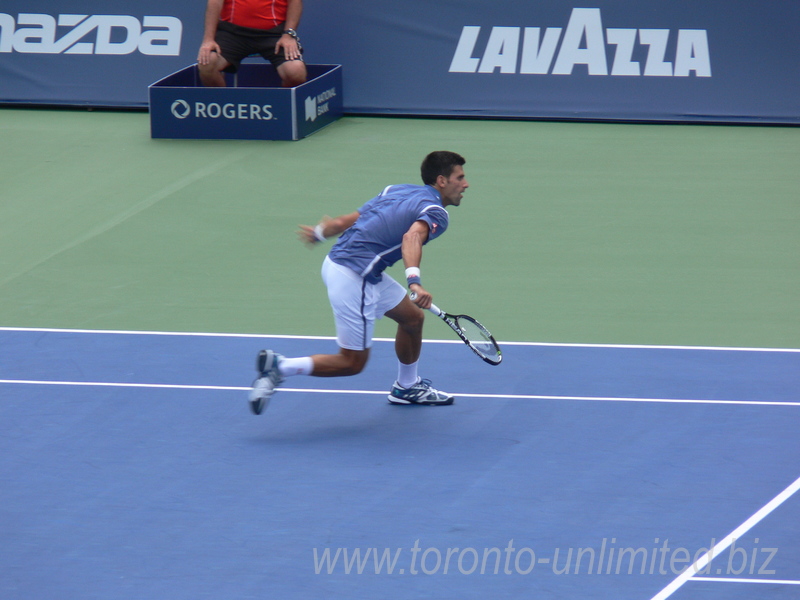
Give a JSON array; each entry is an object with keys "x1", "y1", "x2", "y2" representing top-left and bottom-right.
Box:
[{"x1": 456, "y1": 317, "x2": 498, "y2": 357}]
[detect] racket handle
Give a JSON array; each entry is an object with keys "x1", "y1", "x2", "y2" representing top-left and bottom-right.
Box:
[
  {"x1": 427, "y1": 303, "x2": 443, "y2": 317},
  {"x1": 409, "y1": 292, "x2": 443, "y2": 317}
]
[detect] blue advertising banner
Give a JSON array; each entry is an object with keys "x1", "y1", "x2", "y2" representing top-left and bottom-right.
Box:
[
  {"x1": 0, "y1": 1, "x2": 199, "y2": 107},
  {"x1": 1, "y1": 1, "x2": 798, "y2": 124},
  {"x1": 300, "y1": 1, "x2": 799, "y2": 123}
]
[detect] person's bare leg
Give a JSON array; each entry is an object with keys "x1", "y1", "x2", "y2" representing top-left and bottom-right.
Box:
[
  {"x1": 309, "y1": 348, "x2": 369, "y2": 377},
  {"x1": 250, "y1": 347, "x2": 367, "y2": 415},
  {"x1": 198, "y1": 53, "x2": 230, "y2": 87},
  {"x1": 277, "y1": 60, "x2": 307, "y2": 87},
  {"x1": 384, "y1": 295, "x2": 453, "y2": 404},
  {"x1": 384, "y1": 295, "x2": 424, "y2": 365}
]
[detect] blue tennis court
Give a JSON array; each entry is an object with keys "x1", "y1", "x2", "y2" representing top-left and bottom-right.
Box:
[
  {"x1": 2, "y1": 327, "x2": 798, "y2": 599},
  {"x1": 2, "y1": 105, "x2": 798, "y2": 600}
]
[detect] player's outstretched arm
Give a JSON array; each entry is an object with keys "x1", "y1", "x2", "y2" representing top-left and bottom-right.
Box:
[{"x1": 298, "y1": 211, "x2": 360, "y2": 247}]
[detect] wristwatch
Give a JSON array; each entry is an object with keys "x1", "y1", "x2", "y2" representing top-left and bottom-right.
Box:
[{"x1": 283, "y1": 28, "x2": 298, "y2": 39}]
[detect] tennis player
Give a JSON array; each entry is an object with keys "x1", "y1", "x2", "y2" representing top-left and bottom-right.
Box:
[{"x1": 249, "y1": 150, "x2": 469, "y2": 414}]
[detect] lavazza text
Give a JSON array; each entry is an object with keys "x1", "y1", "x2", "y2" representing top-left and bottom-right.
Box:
[{"x1": 450, "y1": 8, "x2": 711, "y2": 77}]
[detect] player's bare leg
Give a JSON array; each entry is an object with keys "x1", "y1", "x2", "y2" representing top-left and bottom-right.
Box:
[
  {"x1": 385, "y1": 295, "x2": 453, "y2": 405},
  {"x1": 249, "y1": 347, "x2": 369, "y2": 414},
  {"x1": 384, "y1": 295, "x2": 424, "y2": 365},
  {"x1": 309, "y1": 348, "x2": 369, "y2": 377}
]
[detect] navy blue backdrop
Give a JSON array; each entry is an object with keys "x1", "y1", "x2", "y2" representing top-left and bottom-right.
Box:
[{"x1": 1, "y1": 1, "x2": 798, "y2": 123}]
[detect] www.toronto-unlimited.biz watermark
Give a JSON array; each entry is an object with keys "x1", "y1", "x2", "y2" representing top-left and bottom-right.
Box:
[{"x1": 313, "y1": 538, "x2": 778, "y2": 576}]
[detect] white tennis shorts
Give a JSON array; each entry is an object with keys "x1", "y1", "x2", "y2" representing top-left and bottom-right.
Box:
[{"x1": 321, "y1": 256, "x2": 406, "y2": 351}]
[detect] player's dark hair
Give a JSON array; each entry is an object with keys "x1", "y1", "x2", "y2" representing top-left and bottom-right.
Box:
[{"x1": 420, "y1": 151, "x2": 466, "y2": 185}]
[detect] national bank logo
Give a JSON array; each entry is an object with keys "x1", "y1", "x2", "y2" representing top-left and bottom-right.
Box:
[
  {"x1": 0, "y1": 13, "x2": 182, "y2": 55},
  {"x1": 305, "y1": 87, "x2": 338, "y2": 122},
  {"x1": 450, "y1": 8, "x2": 711, "y2": 77}
]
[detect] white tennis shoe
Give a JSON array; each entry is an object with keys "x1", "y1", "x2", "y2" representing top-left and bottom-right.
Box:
[
  {"x1": 249, "y1": 349, "x2": 284, "y2": 415},
  {"x1": 388, "y1": 378, "x2": 454, "y2": 405}
]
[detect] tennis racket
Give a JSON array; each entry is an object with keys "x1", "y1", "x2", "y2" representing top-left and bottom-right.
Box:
[{"x1": 411, "y1": 293, "x2": 502, "y2": 365}]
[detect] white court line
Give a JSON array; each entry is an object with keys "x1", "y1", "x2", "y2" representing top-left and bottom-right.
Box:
[
  {"x1": 691, "y1": 577, "x2": 800, "y2": 585},
  {"x1": 649, "y1": 475, "x2": 800, "y2": 600},
  {"x1": 1, "y1": 379, "x2": 799, "y2": 407},
  {"x1": 1, "y1": 326, "x2": 798, "y2": 353},
  {"x1": 0, "y1": 379, "x2": 249, "y2": 392}
]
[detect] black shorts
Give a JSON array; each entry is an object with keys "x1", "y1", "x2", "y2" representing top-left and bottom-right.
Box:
[{"x1": 216, "y1": 20, "x2": 304, "y2": 73}]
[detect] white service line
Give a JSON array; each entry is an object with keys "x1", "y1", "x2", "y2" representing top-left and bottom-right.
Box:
[
  {"x1": 649, "y1": 474, "x2": 800, "y2": 600},
  {"x1": 1, "y1": 379, "x2": 799, "y2": 407}
]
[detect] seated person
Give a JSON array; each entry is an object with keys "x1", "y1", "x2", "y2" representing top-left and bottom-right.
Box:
[{"x1": 197, "y1": 0, "x2": 307, "y2": 88}]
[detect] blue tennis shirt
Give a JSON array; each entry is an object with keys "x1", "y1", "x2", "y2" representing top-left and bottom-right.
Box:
[{"x1": 328, "y1": 184, "x2": 450, "y2": 283}]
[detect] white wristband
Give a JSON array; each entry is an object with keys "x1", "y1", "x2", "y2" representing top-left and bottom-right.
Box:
[
  {"x1": 405, "y1": 266, "x2": 421, "y2": 287},
  {"x1": 313, "y1": 224, "x2": 326, "y2": 242}
]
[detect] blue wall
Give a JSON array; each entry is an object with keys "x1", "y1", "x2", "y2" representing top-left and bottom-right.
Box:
[{"x1": 1, "y1": 1, "x2": 797, "y2": 123}]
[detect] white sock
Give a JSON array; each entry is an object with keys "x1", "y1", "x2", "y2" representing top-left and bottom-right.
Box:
[
  {"x1": 397, "y1": 361, "x2": 419, "y2": 388},
  {"x1": 279, "y1": 356, "x2": 314, "y2": 377}
]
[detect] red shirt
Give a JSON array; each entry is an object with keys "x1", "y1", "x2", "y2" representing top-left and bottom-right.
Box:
[{"x1": 220, "y1": 0, "x2": 289, "y2": 30}]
